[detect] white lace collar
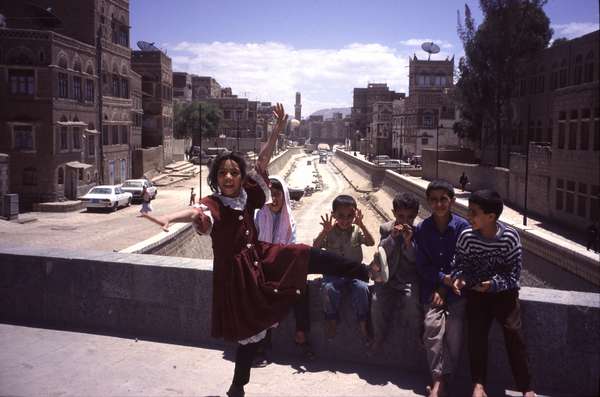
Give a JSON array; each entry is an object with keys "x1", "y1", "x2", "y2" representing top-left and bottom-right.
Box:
[{"x1": 215, "y1": 188, "x2": 247, "y2": 211}]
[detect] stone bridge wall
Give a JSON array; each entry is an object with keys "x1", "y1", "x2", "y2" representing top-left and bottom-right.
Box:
[{"x1": 0, "y1": 246, "x2": 597, "y2": 396}]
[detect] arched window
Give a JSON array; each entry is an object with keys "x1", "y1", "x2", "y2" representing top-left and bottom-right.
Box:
[
  {"x1": 57, "y1": 167, "x2": 64, "y2": 184},
  {"x1": 58, "y1": 56, "x2": 68, "y2": 69},
  {"x1": 73, "y1": 59, "x2": 82, "y2": 72},
  {"x1": 86, "y1": 64, "x2": 94, "y2": 75},
  {"x1": 573, "y1": 55, "x2": 583, "y2": 85},
  {"x1": 584, "y1": 51, "x2": 594, "y2": 82},
  {"x1": 559, "y1": 59, "x2": 568, "y2": 88}
]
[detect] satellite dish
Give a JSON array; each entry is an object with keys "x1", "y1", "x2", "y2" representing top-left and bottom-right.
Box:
[
  {"x1": 421, "y1": 42, "x2": 440, "y2": 60},
  {"x1": 137, "y1": 41, "x2": 161, "y2": 52}
]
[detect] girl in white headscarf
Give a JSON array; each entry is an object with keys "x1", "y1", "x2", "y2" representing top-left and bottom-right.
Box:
[{"x1": 253, "y1": 176, "x2": 314, "y2": 365}]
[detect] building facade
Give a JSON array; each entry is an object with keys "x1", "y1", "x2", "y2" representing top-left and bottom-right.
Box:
[
  {"x1": 509, "y1": 30, "x2": 599, "y2": 229},
  {"x1": 172, "y1": 71, "x2": 192, "y2": 103},
  {"x1": 131, "y1": 49, "x2": 173, "y2": 164},
  {"x1": 398, "y1": 55, "x2": 459, "y2": 159},
  {"x1": 191, "y1": 75, "x2": 221, "y2": 100}
]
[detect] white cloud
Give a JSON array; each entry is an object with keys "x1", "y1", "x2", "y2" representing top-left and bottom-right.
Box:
[
  {"x1": 167, "y1": 41, "x2": 455, "y2": 116},
  {"x1": 552, "y1": 22, "x2": 598, "y2": 39},
  {"x1": 399, "y1": 38, "x2": 453, "y2": 49}
]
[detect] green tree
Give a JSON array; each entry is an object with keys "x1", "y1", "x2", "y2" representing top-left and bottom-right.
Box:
[
  {"x1": 456, "y1": 0, "x2": 552, "y2": 165},
  {"x1": 173, "y1": 101, "x2": 223, "y2": 143}
]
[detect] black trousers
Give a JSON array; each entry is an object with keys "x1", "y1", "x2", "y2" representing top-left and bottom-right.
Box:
[
  {"x1": 466, "y1": 289, "x2": 532, "y2": 392},
  {"x1": 231, "y1": 247, "x2": 368, "y2": 387}
]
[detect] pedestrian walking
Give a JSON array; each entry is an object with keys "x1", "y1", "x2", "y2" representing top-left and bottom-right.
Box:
[
  {"x1": 586, "y1": 221, "x2": 599, "y2": 252},
  {"x1": 189, "y1": 187, "x2": 196, "y2": 206},
  {"x1": 459, "y1": 172, "x2": 469, "y2": 192},
  {"x1": 139, "y1": 185, "x2": 152, "y2": 215}
]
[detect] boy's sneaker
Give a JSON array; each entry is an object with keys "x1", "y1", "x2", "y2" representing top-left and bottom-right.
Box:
[{"x1": 373, "y1": 246, "x2": 389, "y2": 283}]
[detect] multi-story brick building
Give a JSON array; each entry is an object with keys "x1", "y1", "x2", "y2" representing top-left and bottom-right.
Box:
[
  {"x1": 508, "y1": 30, "x2": 599, "y2": 230},
  {"x1": 130, "y1": 70, "x2": 143, "y2": 148},
  {"x1": 369, "y1": 102, "x2": 393, "y2": 156},
  {"x1": 398, "y1": 55, "x2": 459, "y2": 159},
  {"x1": 131, "y1": 49, "x2": 173, "y2": 164},
  {"x1": 351, "y1": 83, "x2": 404, "y2": 147},
  {"x1": 191, "y1": 75, "x2": 221, "y2": 100},
  {"x1": 1, "y1": 0, "x2": 135, "y2": 196},
  {"x1": 0, "y1": 27, "x2": 99, "y2": 207},
  {"x1": 172, "y1": 71, "x2": 192, "y2": 103}
]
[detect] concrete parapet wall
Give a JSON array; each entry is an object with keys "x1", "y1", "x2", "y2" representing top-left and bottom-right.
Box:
[
  {"x1": 267, "y1": 147, "x2": 304, "y2": 176},
  {"x1": 331, "y1": 150, "x2": 387, "y2": 191},
  {"x1": 0, "y1": 246, "x2": 598, "y2": 396}
]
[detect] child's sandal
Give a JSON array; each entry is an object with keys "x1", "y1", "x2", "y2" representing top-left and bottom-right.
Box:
[{"x1": 295, "y1": 341, "x2": 316, "y2": 361}]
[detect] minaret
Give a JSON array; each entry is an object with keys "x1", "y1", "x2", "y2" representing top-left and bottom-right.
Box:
[{"x1": 294, "y1": 92, "x2": 302, "y2": 121}]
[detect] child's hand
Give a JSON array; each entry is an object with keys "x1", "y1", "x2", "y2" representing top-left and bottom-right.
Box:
[
  {"x1": 472, "y1": 280, "x2": 492, "y2": 292},
  {"x1": 452, "y1": 278, "x2": 466, "y2": 295},
  {"x1": 431, "y1": 290, "x2": 445, "y2": 307},
  {"x1": 400, "y1": 224, "x2": 413, "y2": 247},
  {"x1": 192, "y1": 208, "x2": 211, "y2": 234},
  {"x1": 320, "y1": 213, "x2": 334, "y2": 233},
  {"x1": 142, "y1": 213, "x2": 171, "y2": 232},
  {"x1": 354, "y1": 208, "x2": 364, "y2": 227},
  {"x1": 272, "y1": 103, "x2": 288, "y2": 130}
]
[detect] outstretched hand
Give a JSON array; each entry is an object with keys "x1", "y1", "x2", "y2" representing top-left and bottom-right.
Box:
[
  {"x1": 191, "y1": 208, "x2": 211, "y2": 234},
  {"x1": 320, "y1": 213, "x2": 334, "y2": 233},
  {"x1": 272, "y1": 103, "x2": 288, "y2": 129},
  {"x1": 142, "y1": 213, "x2": 171, "y2": 232}
]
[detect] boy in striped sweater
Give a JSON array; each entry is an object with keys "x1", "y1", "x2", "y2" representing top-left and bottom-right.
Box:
[{"x1": 451, "y1": 190, "x2": 535, "y2": 397}]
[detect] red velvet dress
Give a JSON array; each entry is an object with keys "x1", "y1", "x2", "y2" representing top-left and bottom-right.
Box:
[{"x1": 199, "y1": 174, "x2": 310, "y2": 342}]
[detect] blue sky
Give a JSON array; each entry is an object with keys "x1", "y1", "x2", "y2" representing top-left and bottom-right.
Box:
[{"x1": 131, "y1": 0, "x2": 599, "y2": 116}]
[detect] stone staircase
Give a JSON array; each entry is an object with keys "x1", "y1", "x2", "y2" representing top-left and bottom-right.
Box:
[{"x1": 151, "y1": 161, "x2": 200, "y2": 187}]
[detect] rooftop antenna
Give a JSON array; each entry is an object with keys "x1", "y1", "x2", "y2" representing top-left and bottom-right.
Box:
[
  {"x1": 137, "y1": 41, "x2": 161, "y2": 52},
  {"x1": 421, "y1": 42, "x2": 440, "y2": 61}
]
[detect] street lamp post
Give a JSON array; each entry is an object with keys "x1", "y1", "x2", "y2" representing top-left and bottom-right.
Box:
[
  {"x1": 198, "y1": 103, "x2": 203, "y2": 197},
  {"x1": 354, "y1": 130, "x2": 360, "y2": 156},
  {"x1": 436, "y1": 122, "x2": 442, "y2": 179}
]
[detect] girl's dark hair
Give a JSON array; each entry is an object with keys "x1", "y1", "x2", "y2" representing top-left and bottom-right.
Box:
[
  {"x1": 207, "y1": 151, "x2": 247, "y2": 193},
  {"x1": 426, "y1": 179, "x2": 455, "y2": 199},
  {"x1": 469, "y1": 189, "x2": 503, "y2": 219},
  {"x1": 269, "y1": 178, "x2": 283, "y2": 192}
]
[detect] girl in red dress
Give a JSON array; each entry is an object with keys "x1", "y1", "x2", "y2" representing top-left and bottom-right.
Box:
[{"x1": 143, "y1": 104, "x2": 369, "y2": 397}]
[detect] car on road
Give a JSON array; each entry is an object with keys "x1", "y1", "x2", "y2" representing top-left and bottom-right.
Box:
[
  {"x1": 383, "y1": 159, "x2": 411, "y2": 169},
  {"x1": 120, "y1": 179, "x2": 158, "y2": 202},
  {"x1": 319, "y1": 154, "x2": 327, "y2": 163},
  {"x1": 373, "y1": 155, "x2": 391, "y2": 165},
  {"x1": 80, "y1": 185, "x2": 132, "y2": 212}
]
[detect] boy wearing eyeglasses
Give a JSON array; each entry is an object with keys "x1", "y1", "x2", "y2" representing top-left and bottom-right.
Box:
[
  {"x1": 414, "y1": 180, "x2": 470, "y2": 397},
  {"x1": 313, "y1": 194, "x2": 375, "y2": 344}
]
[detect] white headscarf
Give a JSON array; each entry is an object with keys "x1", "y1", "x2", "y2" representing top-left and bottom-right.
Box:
[{"x1": 255, "y1": 175, "x2": 296, "y2": 244}]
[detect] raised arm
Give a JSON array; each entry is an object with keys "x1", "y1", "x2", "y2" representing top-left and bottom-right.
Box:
[
  {"x1": 256, "y1": 103, "x2": 288, "y2": 174},
  {"x1": 142, "y1": 207, "x2": 211, "y2": 233}
]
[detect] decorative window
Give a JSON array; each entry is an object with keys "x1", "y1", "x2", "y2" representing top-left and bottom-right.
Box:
[
  {"x1": 13, "y1": 125, "x2": 34, "y2": 150},
  {"x1": 112, "y1": 74, "x2": 120, "y2": 97},
  {"x1": 121, "y1": 78, "x2": 129, "y2": 98},
  {"x1": 60, "y1": 127, "x2": 68, "y2": 150},
  {"x1": 568, "y1": 121, "x2": 577, "y2": 150},
  {"x1": 557, "y1": 122, "x2": 565, "y2": 149},
  {"x1": 578, "y1": 183, "x2": 588, "y2": 217},
  {"x1": 73, "y1": 127, "x2": 81, "y2": 150},
  {"x1": 9, "y1": 69, "x2": 34, "y2": 95},
  {"x1": 584, "y1": 52, "x2": 594, "y2": 83},
  {"x1": 580, "y1": 122, "x2": 589, "y2": 150},
  {"x1": 57, "y1": 167, "x2": 64, "y2": 185},
  {"x1": 73, "y1": 76, "x2": 82, "y2": 100},
  {"x1": 88, "y1": 135, "x2": 95, "y2": 156},
  {"x1": 85, "y1": 79, "x2": 94, "y2": 101},
  {"x1": 58, "y1": 72, "x2": 69, "y2": 98},
  {"x1": 102, "y1": 126, "x2": 109, "y2": 145},
  {"x1": 565, "y1": 180, "x2": 575, "y2": 213},
  {"x1": 573, "y1": 55, "x2": 583, "y2": 85},
  {"x1": 112, "y1": 125, "x2": 119, "y2": 144},
  {"x1": 421, "y1": 137, "x2": 429, "y2": 145},
  {"x1": 120, "y1": 125, "x2": 128, "y2": 144}
]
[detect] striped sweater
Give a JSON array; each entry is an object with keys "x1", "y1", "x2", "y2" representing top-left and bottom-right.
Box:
[{"x1": 451, "y1": 222, "x2": 522, "y2": 292}]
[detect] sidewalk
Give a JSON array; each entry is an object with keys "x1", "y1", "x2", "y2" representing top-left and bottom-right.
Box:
[{"x1": 0, "y1": 323, "x2": 544, "y2": 397}]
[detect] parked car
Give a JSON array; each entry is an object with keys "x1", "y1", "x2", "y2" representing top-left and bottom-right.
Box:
[
  {"x1": 384, "y1": 160, "x2": 411, "y2": 168},
  {"x1": 373, "y1": 155, "x2": 391, "y2": 165},
  {"x1": 319, "y1": 154, "x2": 328, "y2": 164},
  {"x1": 120, "y1": 179, "x2": 158, "y2": 202},
  {"x1": 80, "y1": 185, "x2": 132, "y2": 212}
]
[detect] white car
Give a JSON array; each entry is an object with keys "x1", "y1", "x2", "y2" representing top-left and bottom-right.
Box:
[
  {"x1": 120, "y1": 179, "x2": 158, "y2": 202},
  {"x1": 81, "y1": 185, "x2": 132, "y2": 212}
]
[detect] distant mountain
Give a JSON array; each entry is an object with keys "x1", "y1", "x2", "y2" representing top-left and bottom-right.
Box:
[{"x1": 309, "y1": 107, "x2": 351, "y2": 119}]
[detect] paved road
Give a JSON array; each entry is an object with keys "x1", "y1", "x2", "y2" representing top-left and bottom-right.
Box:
[{"x1": 0, "y1": 167, "x2": 210, "y2": 252}]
